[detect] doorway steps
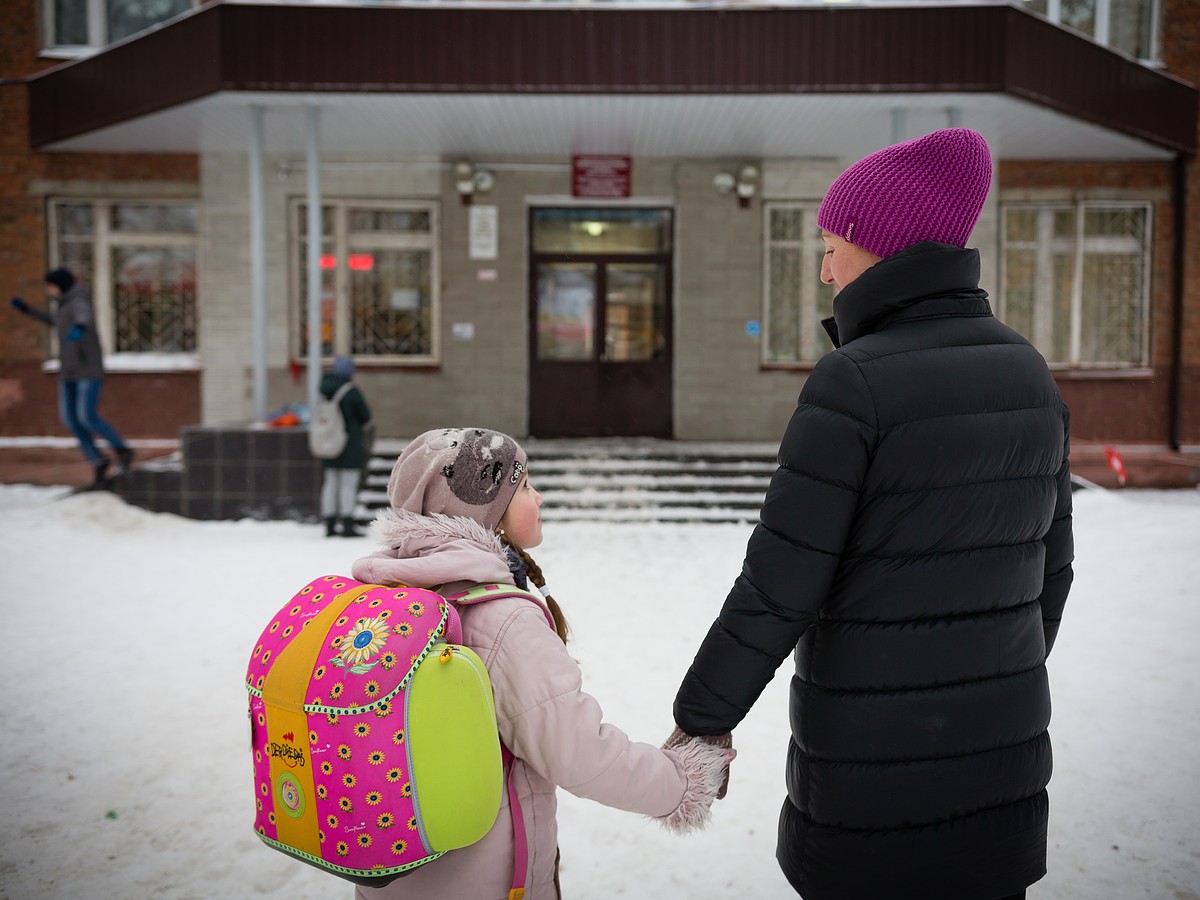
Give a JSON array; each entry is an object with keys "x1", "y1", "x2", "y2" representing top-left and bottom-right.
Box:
[{"x1": 358, "y1": 438, "x2": 778, "y2": 525}]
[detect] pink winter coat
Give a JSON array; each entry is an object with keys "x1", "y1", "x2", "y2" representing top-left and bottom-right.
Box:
[{"x1": 350, "y1": 509, "x2": 725, "y2": 900}]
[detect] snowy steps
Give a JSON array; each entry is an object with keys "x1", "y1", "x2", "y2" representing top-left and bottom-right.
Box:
[{"x1": 358, "y1": 439, "x2": 778, "y2": 524}]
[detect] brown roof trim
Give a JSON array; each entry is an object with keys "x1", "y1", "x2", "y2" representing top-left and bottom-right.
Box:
[{"x1": 28, "y1": 3, "x2": 1197, "y2": 153}]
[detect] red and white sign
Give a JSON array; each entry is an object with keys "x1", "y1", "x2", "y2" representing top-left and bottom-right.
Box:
[{"x1": 572, "y1": 155, "x2": 632, "y2": 198}]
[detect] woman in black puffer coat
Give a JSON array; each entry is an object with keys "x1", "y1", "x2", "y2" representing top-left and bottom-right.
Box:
[{"x1": 671, "y1": 129, "x2": 1074, "y2": 900}]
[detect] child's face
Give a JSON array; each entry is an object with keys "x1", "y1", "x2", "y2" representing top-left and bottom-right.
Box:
[
  {"x1": 499, "y1": 474, "x2": 543, "y2": 549},
  {"x1": 820, "y1": 230, "x2": 882, "y2": 291}
]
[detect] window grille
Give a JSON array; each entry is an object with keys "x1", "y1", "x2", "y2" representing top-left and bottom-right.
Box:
[
  {"x1": 49, "y1": 199, "x2": 198, "y2": 355},
  {"x1": 1000, "y1": 202, "x2": 1151, "y2": 368},
  {"x1": 293, "y1": 200, "x2": 439, "y2": 364}
]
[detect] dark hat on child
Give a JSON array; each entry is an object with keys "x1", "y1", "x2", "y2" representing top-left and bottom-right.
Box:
[
  {"x1": 816, "y1": 127, "x2": 993, "y2": 260},
  {"x1": 387, "y1": 428, "x2": 528, "y2": 532},
  {"x1": 44, "y1": 268, "x2": 76, "y2": 292}
]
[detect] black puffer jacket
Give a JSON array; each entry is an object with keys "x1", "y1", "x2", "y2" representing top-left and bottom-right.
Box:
[{"x1": 674, "y1": 242, "x2": 1074, "y2": 900}]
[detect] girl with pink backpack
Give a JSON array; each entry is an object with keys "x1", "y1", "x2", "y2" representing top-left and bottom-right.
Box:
[{"x1": 349, "y1": 427, "x2": 732, "y2": 900}]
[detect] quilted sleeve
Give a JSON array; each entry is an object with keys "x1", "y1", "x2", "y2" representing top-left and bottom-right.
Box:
[
  {"x1": 674, "y1": 350, "x2": 877, "y2": 736},
  {"x1": 488, "y1": 607, "x2": 696, "y2": 819},
  {"x1": 1038, "y1": 403, "x2": 1074, "y2": 657}
]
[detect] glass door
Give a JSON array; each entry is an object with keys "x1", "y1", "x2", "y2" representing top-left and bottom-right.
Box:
[
  {"x1": 604, "y1": 263, "x2": 666, "y2": 362},
  {"x1": 528, "y1": 209, "x2": 673, "y2": 437},
  {"x1": 536, "y1": 263, "x2": 596, "y2": 361}
]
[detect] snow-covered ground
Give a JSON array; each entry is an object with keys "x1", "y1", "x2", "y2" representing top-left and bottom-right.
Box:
[{"x1": 1, "y1": 484, "x2": 1197, "y2": 900}]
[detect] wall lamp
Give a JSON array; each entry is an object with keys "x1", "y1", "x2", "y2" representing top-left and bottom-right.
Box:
[
  {"x1": 454, "y1": 161, "x2": 495, "y2": 205},
  {"x1": 712, "y1": 164, "x2": 759, "y2": 208}
]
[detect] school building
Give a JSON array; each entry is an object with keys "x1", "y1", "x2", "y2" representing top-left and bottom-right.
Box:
[{"x1": 2, "y1": 0, "x2": 1198, "y2": 488}]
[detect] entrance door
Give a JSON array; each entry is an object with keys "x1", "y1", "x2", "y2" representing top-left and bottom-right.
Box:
[{"x1": 529, "y1": 208, "x2": 673, "y2": 437}]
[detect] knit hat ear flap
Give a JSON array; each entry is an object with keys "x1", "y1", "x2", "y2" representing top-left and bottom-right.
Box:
[{"x1": 816, "y1": 127, "x2": 993, "y2": 260}]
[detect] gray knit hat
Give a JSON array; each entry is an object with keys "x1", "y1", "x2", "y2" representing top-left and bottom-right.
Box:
[{"x1": 387, "y1": 428, "x2": 528, "y2": 531}]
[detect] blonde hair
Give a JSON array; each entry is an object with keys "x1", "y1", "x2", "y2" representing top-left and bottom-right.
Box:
[{"x1": 499, "y1": 533, "x2": 569, "y2": 644}]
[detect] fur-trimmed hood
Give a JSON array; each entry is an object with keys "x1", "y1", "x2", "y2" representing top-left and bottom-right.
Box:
[{"x1": 350, "y1": 507, "x2": 515, "y2": 593}]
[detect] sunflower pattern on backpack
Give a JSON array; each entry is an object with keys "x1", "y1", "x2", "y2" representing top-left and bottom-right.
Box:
[{"x1": 246, "y1": 575, "x2": 502, "y2": 884}]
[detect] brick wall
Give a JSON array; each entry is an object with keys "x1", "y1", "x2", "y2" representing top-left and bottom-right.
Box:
[
  {"x1": 996, "y1": 160, "x2": 1179, "y2": 443},
  {"x1": 0, "y1": 0, "x2": 199, "y2": 438},
  {"x1": 0, "y1": 359, "x2": 199, "y2": 438}
]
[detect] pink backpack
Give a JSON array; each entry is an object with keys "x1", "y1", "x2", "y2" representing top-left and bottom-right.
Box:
[{"x1": 245, "y1": 575, "x2": 543, "y2": 892}]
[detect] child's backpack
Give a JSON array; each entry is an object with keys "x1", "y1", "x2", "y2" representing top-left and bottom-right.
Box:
[
  {"x1": 307, "y1": 383, "x2": 353, "y2": 459},
  {"x1": 245, "y1": 576, "x2": 542, "y2": 891}
]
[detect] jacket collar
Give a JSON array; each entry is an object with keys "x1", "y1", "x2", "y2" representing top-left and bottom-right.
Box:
[
  {"x1": 820, "y1": 241, "x2": 991, "y2": 348},
  {"x1": 350, "y1": 507, "x2": 515, "y2": 593}
]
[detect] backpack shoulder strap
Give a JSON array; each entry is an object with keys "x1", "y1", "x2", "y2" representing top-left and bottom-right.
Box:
[
  {"x1": 444, "y1": 583, "x2": 556, "y2": 632},
  {"x1": 329, "y1": 381, "x2": 354, "y2": 404}
]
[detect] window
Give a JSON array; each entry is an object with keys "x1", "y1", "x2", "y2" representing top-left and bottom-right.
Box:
[
  {"x1": 1000, "y1": 202, "x2": 1151, "y2": 368},
  {"x1": 49, "y1": 199, "x2": 199, "y2": 357},
  {"x1": 44, "y1": 0, "x2": 194, "y2": 53},
  {"x1": 762, "y1": 203, "x2": 836, "y2": 366},
  {"x1": 292, "y1": 200, "x2": 439, "y2": 364},
  {"x1": 1019, "y1": 0, "x2": 1159, "y2": 60}
]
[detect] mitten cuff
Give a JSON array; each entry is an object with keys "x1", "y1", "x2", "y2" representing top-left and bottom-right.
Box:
[
  {"x1": 655, "y1": 737, "x2": 733, "y2": 835},
  {"x1": 664, "y1": 725, "x2": 733, "y2": 751}
]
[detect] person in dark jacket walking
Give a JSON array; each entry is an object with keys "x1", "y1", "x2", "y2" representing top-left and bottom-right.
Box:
[
  {"x1": 317, "y1": 355, "x2": 372, "y2": 537},
  {"x1": 10, "y1": 268, "x2": 134, "y2": 489},
  {"x1": 670, "y1": 129, "x2": 1074, "y2": 900}
]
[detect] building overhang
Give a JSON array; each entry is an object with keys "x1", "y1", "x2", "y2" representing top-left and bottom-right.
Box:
[{"x1": 27, "y1": 2, "x2": 1197, "y2": 160}]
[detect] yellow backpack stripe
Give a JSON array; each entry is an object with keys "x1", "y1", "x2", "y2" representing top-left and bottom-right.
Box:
[{"x1": 262, "y1": 583, "x2": 376, "y2": 856}]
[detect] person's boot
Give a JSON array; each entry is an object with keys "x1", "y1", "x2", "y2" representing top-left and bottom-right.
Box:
[
  {"x1": 340, "y1": 517, "x2": 363, "y2": 538},
  {"x1": 324, "y1": 517, "x2": 339, "y2": 538},
  {"x1": 114, "y1": 447, "x2": 135, "y2": 477},
  {"x1": 88, "y1": 459, "x2": 111, "y2": 491}
]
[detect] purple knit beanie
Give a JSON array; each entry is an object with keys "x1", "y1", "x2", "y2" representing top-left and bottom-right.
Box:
[
  {"x1": 816, "y1": 128, "x2": 993, "y2": 260},
  {"x1": 387, "y1": 427, "x2": 527, "y2": 532}
]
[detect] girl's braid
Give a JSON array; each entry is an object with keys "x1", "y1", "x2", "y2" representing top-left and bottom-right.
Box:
[{"x1": 501, "y1": 534, "x2": 570, "y2": 644}]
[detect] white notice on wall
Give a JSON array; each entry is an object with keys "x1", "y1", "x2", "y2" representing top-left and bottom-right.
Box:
[
  {"x1": 469, "y1": 205, "x2": 499, "y2": 260},
  {"x1": 452, "y1": 322, "x2": 476, "y2": 341}
]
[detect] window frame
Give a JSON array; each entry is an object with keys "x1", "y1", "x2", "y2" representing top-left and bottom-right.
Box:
[
  {"x1": 288, "y1": 197, "x2": 442, "y2": 368},
  {"x1": 41, "y1": 0, "x2": 198, "y2": 57},
  {"x1": 1017, "y1": 0, "x2": 1161, "y2": 62},
  {"x1": 760, "y1": 200, "x2": 835, "y2": 369},
  {"x1": 998, "y1": 199, "x2": 1154, "y2": 370},
  {"x1": 46, "y1": 197, "x2": 201, "y2": 370}
]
